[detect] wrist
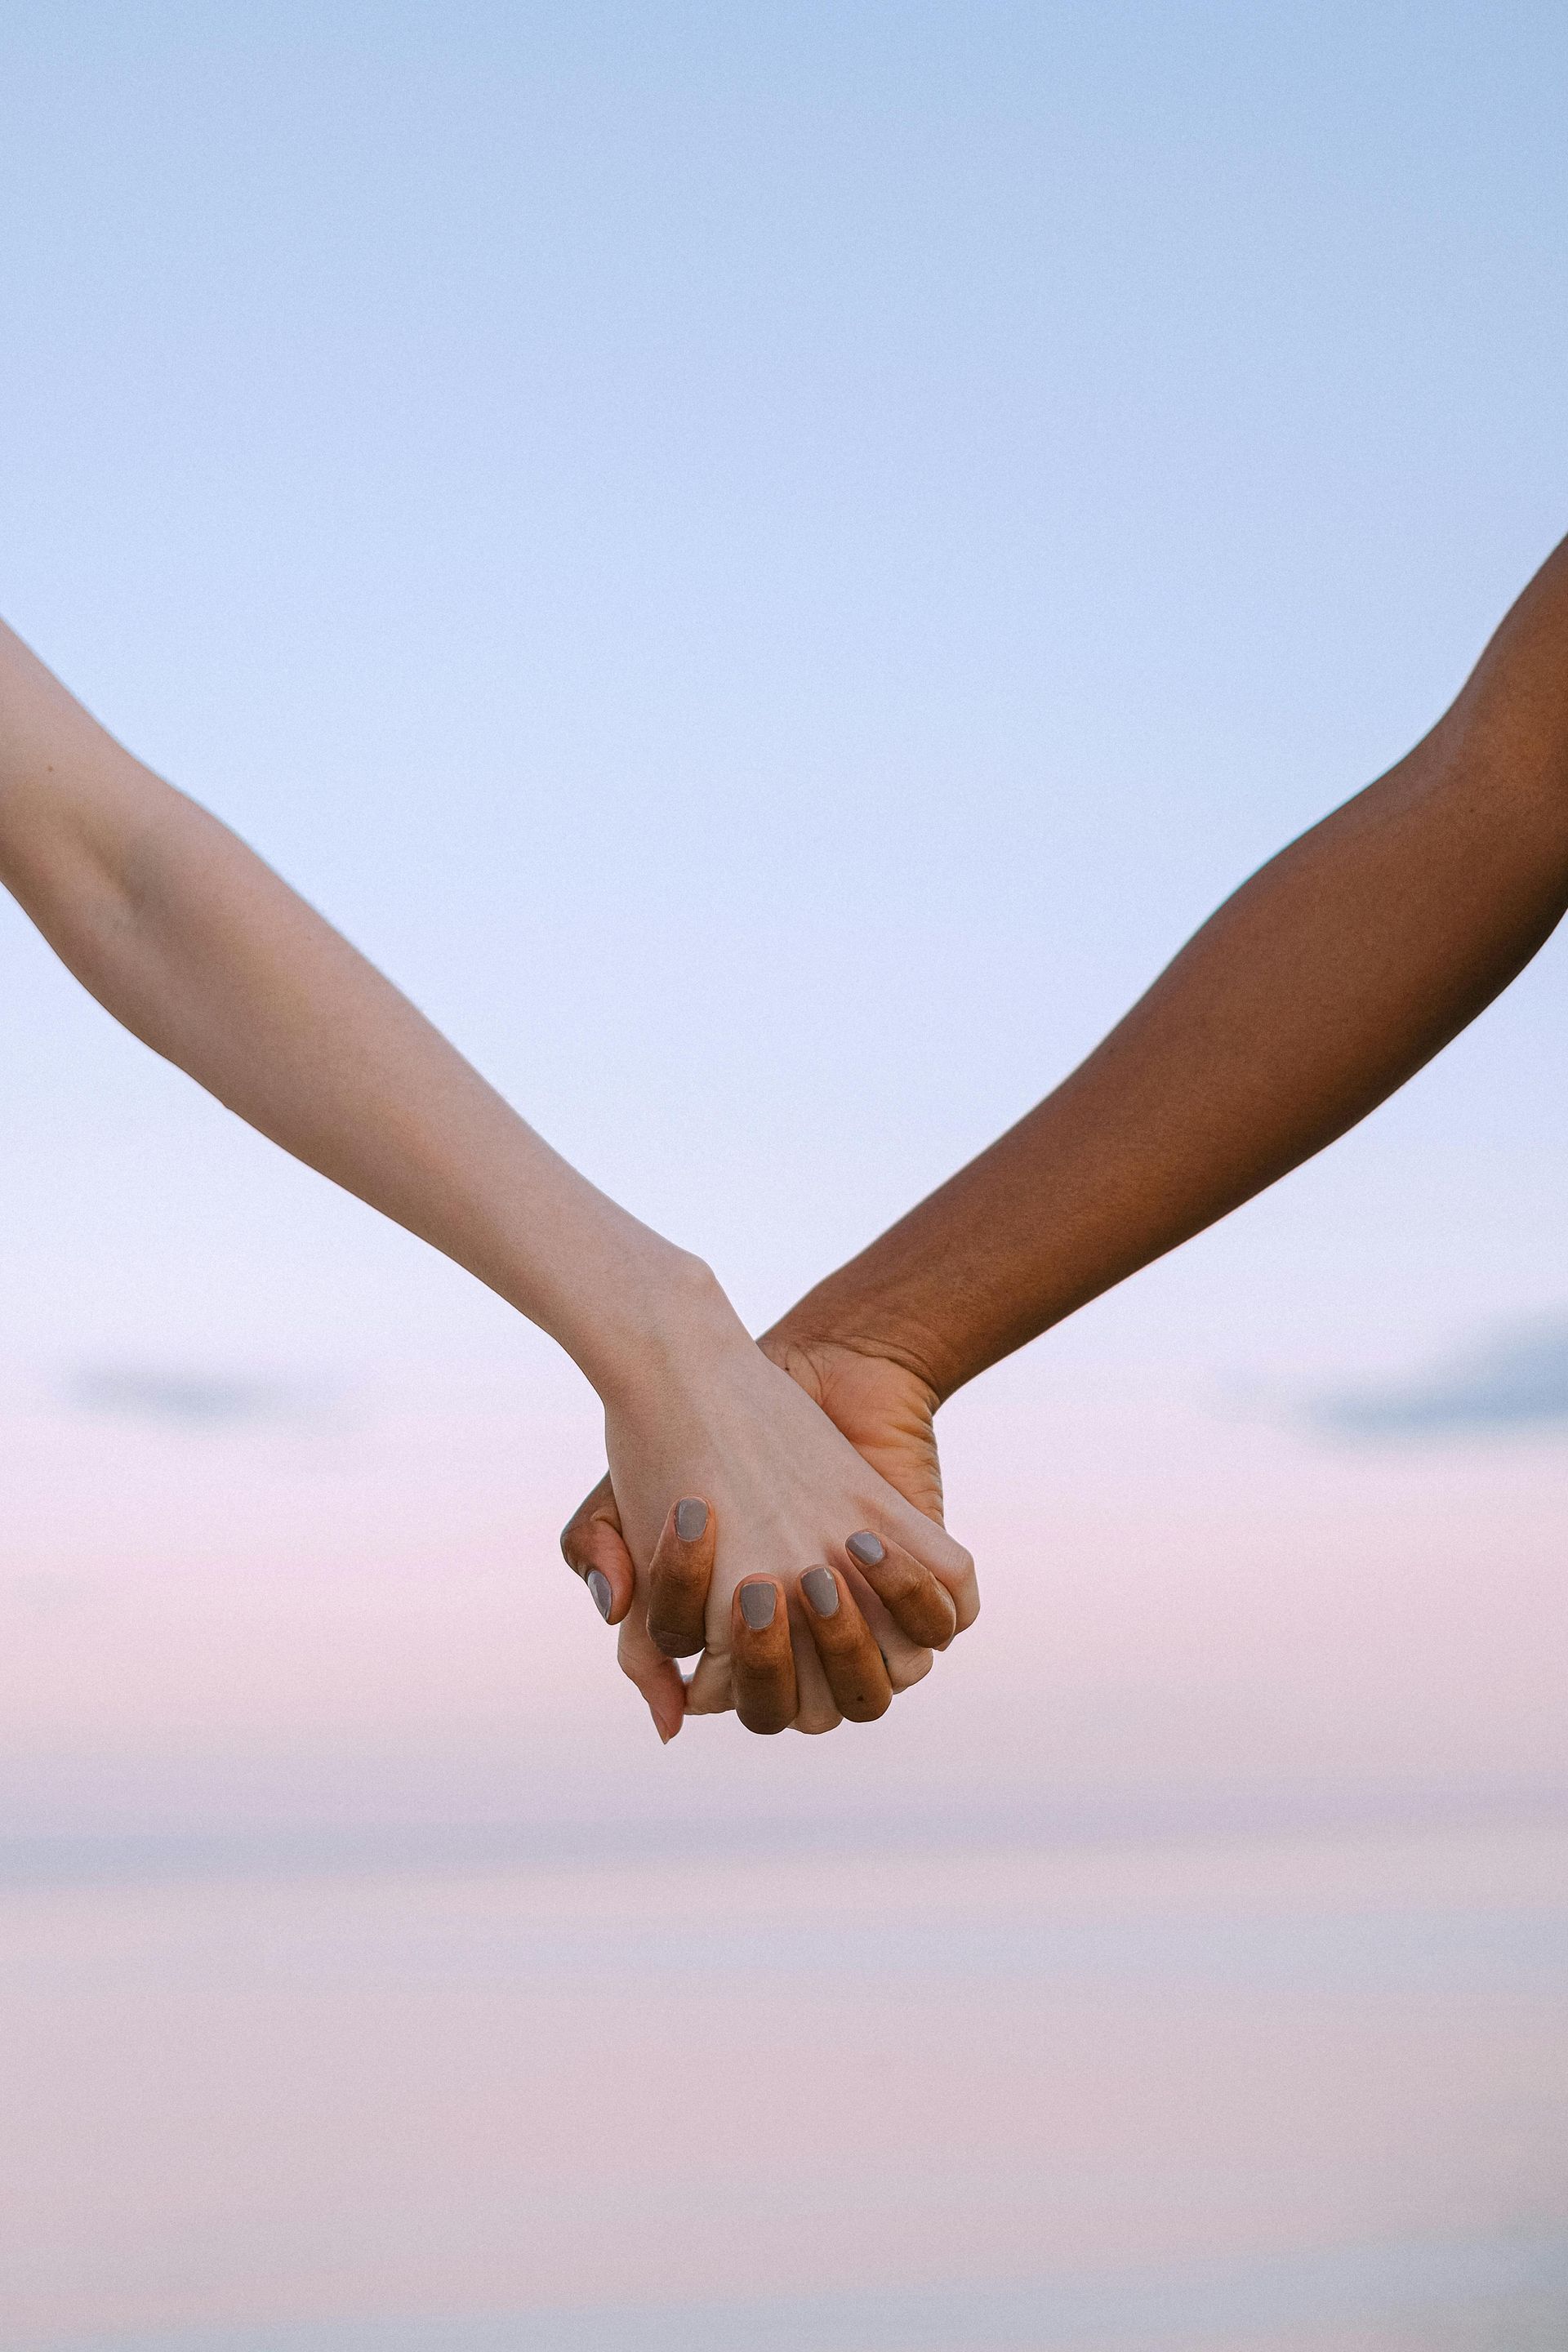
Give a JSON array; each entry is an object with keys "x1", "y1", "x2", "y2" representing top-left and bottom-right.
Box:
[
  {"x1": 761, "y1": 1289, "x2": 953, "y2": 1407},
  {"x1": 559, "y1": 1232, "x2": 751, "y2": 1407},
  {"x1": 758, "y1": 1315, "x2": 948, "y2": 1530}
]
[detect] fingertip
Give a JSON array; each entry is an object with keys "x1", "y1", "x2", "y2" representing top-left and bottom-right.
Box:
[
  {"x1": 799, "y1": 1563, "x2": 842, "y2": 1620},
  {"x1": 586, "y1": 1538, "x2": 636, "y2": 1624},
  {"x1": 673, "y1": 1494, "x2": 712, "y2": 1548},
  {"x1": 735, "y1": 1576, "x2": 782, "y2": 1635},
  {"x1": 644, "y1": 1663, "x2": 687, "y2": 1743},
  {"x1": 844, "y1": 1530, "x2": 958, "y2": 1651},
  {"x1": 563, "y1": 1509, "x2": 637, "y2": 1625}
]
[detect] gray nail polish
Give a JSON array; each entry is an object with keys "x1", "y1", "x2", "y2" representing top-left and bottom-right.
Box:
[
  {"x1": 675, "y1": 1498, "x2": 709, "y2": 1544},
  {"x1": 801, "y1": 1566, "x2": 840, "y2": 1618},
  {"x1": 739, "y1": 1581, "x2": 777, "y2": 1630},
  {"x1": 586, "y1": 1568, "x2": 612, "y2": 1619},
  {"x1": 846, "y1": 1530, "x2": 885, "y2": 1567}
]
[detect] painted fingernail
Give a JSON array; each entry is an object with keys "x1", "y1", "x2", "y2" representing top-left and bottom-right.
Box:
[
  {"x1": 739, "y1": 1581, "x2": 777, "y2": 1630},
  {"x1": 846, "y1": 1530, "x2": 885, "y2": 1567},
  {"x1": 801, "y1": 1566, "x2": 840, "y2": 1618},
  {"x1": 586, "y1": 1569, "x2": 612, "y2": 1619},
  {"x1": 675, "y1": 1498, "x2": 709, "y2": 1544}
]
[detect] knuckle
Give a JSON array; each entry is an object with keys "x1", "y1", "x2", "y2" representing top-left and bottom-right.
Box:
[
  {"x1": 886, "y1": 1646, "x2": 934, "y2": 1692},
  {"x1": 649, "y1": 1616, "x2": 703, "y2": 1660},
  {"x1": 812, "y1": 1614, "x2": 857, "y2": 1657}
]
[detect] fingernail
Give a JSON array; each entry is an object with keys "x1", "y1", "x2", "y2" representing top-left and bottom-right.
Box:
[
  {"x1": 846, "y1": 1530, "x2": 885, "y2": 1567},
  {"x1": 675, "y1": 1498, "x2": 709, "y2": 1544},
  {"x1": 801, "y1": 1566, "x2": 840, "y2": 1618},
  {"x1": 586, "y1": 1568, "x2": 612, "y2": 1619},
  {"x1": 739, "y1": 1581, "x2": 776, "y2": 1630}
]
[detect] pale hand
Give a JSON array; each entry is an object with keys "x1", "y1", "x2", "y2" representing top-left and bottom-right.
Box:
[{"x1": 565, "y1": 1325, "x2": 975, "y2": 1738}]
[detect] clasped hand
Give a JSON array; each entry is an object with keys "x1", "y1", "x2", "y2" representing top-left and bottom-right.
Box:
[{"x1": 560, "y1": 1271, "x2": 978, "y2": 1742}]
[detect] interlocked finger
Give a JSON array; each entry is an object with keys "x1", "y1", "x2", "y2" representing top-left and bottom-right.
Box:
[
  {"x1": 841, "y1": 1528, "x2": 958, "y2": 1650},
  {"x1": 784, "y1": 1594, "x2": 844, "y2": 1735},
  {"x1": 730, "y1": 1579, "x2": 797, "y2": 1735},
  {"x1": 646, "y1": 1496, "x2": 716, "y2": 1658},
  {"x1": 797, "y1": 1565, "x2": 893, "y2": 1722},
  {"x1": 559, "y1": 1476, "x2": 635, "y2": 1625}
]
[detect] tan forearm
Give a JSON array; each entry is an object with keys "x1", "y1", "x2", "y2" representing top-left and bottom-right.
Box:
[{"x1": 770, "y1": 536, "x2": 1568, "y2": 1398}]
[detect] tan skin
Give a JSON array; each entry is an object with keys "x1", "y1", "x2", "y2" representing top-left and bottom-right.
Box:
[
  {"x1": 565, "y1": 528, "x2": 1568, "y2": 1734},
  {"x1": 564, "y1": 1332, "x2": 949, "y2": 1735}
]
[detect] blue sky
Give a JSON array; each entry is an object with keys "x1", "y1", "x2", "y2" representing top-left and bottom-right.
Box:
[{"x1": 2, "y1": 0, "x2": 1566, "y2": 1422}]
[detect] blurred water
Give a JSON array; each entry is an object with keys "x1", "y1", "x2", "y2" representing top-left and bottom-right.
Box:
[
  {"x1": 3, "y1": 1370, "x2": 1567, "y2": 2351},
  {"x1": 3, "y1": 1824, "x2": 1565, "y2": 2352}
]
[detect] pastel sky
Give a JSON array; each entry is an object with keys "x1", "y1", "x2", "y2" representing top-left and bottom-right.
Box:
[
  {"x1": 5, "y1": 16, "x2": 1568, "y2": 2347},
  {"x1": 1, "y1": 0, "x2": 1566, "y2": 1842}
]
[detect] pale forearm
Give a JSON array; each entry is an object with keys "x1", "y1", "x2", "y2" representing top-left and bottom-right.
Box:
[
  {"x1": 0, "y1": 621, "x2": 702, "y2": 1394},
  {"x1": 772, "y1": 535, "x2": 1568, "y2": 1396}
]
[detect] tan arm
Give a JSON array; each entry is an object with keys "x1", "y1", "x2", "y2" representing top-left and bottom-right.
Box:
[{"x1": 769, "y1": 535, "x2": 1568, "y2": 1396}]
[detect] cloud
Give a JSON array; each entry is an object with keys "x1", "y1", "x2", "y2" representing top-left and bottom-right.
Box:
[
  {"x1": 1308, "y1": 1316, "x2": 1568, "y2": 1439},
  {"x1": 61, "y1": 1365, "x2": 324, "y2": 1428}
]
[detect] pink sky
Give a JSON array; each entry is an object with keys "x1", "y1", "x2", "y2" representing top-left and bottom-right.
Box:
[{"x1": 3, "y1": 1358, "x2": 1565, "y2": 1849}]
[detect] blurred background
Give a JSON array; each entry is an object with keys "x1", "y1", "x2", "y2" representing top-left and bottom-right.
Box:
[{"x1": 2, "y1": 3, "x2": 1566, "y2": 2346}]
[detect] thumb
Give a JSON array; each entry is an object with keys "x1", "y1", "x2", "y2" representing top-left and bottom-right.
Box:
[{"x1": 617, "y1": 1608, "x2": 688, "y2": 1745}]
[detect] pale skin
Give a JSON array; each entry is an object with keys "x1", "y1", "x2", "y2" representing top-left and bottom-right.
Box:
[
  {"x1": 567, "y1": 528, "x2": 1568, "y2": 1732},
  {"x1": 0, "y1": 618, "x2": 976, "y2": 1738}
]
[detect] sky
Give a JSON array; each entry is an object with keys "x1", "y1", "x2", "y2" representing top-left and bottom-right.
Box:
[
  {"x1": 6, "y1": 10, "x2": 1568, "y2": 2348},
  {"x1": 2, "y1": 0, "x2": 1568, "y2": 1845}
]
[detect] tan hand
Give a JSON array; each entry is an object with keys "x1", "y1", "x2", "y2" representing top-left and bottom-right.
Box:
[{"x1": 560, "y1": 1335, "x2": 978, "y2": 1738}]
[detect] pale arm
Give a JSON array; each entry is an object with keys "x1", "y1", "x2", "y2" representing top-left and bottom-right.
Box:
[
  {"x1": 1, "y1": 619, "x2": 972, "y2": 1739},
  {"x1": 0, "y1": 617, "x2": 683, "y2": 1392}
]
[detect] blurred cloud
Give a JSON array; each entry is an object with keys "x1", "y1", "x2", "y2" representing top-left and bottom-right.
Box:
[
  {"x1": 60, "y1": 1365, "x2": 331, "y2": 1428},
  {"x1": 1309, "y1": 1316, "x2": 1568, "y2": 1439}
]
